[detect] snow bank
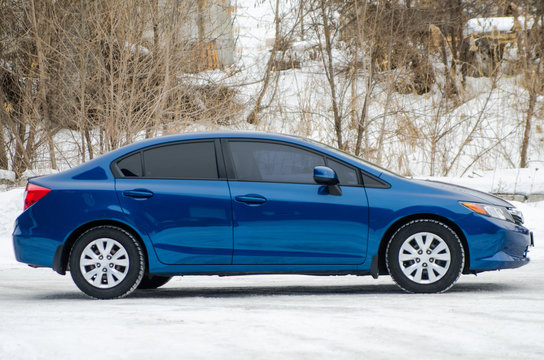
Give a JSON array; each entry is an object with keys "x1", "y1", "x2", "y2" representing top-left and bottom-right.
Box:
[
  {"x1": 0, "y1": 169, "x2": 15, "y2": 183},
  {"x1": 464, "y1": 16, "x2": 537, "y2": 36},
  {"x1": 0, "y1": 188, "x2": 24, "y2": 266}
]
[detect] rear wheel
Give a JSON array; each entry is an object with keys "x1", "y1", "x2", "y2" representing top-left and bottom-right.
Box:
[
  {"x1": 137, "y1": 274, "x2": 172, "y2": 290},
  {"x1": 69, "y1": 226, "x2": 145, "y2": 299},
  {"x1": 386, "y1": 219, "x2": 464, "y2": 293}
]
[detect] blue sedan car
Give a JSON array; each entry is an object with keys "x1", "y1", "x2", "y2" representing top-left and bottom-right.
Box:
[{"x1": 13, "y1": 132, "x2": 533, "y2": 298}]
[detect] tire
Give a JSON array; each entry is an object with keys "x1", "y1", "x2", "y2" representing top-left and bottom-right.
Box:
[
  {"x1": 137, "y1": 274, "x2": 172, "y2": 290},
  {"x1": 386, "y1": 219, "x2": 464, "y2": 293},
  {"x1": 69, "y1": 226, "x2": 145, "y2": 299}
]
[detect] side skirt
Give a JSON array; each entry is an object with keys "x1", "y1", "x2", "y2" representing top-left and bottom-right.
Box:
[{"x1": 148, "y1": 270, "x2": 372, "y2": 277}]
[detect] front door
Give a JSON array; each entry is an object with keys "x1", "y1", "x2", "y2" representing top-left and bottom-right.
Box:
[{"x1": 225, "y1": 140, "x2": 368, "y2": 265}]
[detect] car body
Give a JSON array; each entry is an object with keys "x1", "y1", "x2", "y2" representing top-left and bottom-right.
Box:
[{"x1": 13, "y1": 132, "x2": 534, "y2": 298}]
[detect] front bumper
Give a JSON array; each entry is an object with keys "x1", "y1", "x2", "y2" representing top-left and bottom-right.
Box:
[{"x1": 469, "y1": 221, "x2": 533, "y2": 272}]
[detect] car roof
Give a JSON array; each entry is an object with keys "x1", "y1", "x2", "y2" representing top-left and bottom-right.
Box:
[
  {"x1": 40, "y1": 131, "x2": 388, "y2": 182},
  {"x1": 105, "y1": 131, "x2": 310, "y2": 157}
]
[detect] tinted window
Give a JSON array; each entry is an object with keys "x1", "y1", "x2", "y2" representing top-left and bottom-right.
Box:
[
  {"x1": 229, "y1": 141, "x2": 325, "y2": 183},
  {"x1": 117, "y1": 153, "x2": 142, "y2": 177},
  {"x1": 327, "y1": 159, "x2": 359, "y2": 185},
  {"x1": 361, "y1": 172, "x2": 390, "y2": 188},
  {"x1": 143, "y1": 142, "x2": 218, "y2": 179}
]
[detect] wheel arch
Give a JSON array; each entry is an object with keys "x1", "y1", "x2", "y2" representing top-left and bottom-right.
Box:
[
  {"x1": 376, "y1": 213, "x2": 470, "y2": 275},
  {"x1": 53, "y1": 220, "x2": 150, "y2": 276}
]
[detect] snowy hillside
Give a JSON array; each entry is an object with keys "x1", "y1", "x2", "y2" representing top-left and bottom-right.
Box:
[{"x1": 3, "y1": 0, "x2": 543, "y2": 180}]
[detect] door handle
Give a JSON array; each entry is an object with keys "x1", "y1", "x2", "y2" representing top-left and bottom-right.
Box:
[
  {"x1": 123, "y1": 189, "x2": 154, "y2": 199},
  {"x1": 235, "y1": 194, "x2": 267, "y2": 205}
]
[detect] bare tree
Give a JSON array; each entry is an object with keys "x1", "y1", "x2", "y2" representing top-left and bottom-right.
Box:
[
  {"x1": 246, "y1": 0, "x2": 303, "y2": 125},
  {"x1": 515, "y1": 2, "x2": 544, "y2": 168},
  {"x1": 29, "y1": 0, "x2": 57, "y2": 169}
]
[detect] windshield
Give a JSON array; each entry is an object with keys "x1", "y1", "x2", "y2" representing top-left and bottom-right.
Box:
[{"x1": 302, "y1": 138, "x2": 401, "y2": 177}]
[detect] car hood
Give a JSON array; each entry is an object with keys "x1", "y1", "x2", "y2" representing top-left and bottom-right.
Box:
[{"x1": 410, "y1": 179, "x2": 514, "y2": 208}]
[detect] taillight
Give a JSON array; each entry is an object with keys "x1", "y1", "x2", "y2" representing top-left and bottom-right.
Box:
[{"x1": 24, "y1": 183, "x2": 51, "y2": 210}]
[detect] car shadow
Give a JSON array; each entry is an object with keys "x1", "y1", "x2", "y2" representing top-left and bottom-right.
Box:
[
  {"x1": 32, "y1": 280, "x2": 524, "y2": 300},
  {"x1": 130, "y1": 281, "x2": 522, "y2": 299},
  {"x1": 130, "y1": 283, "x2": 402, "y2": 299}
]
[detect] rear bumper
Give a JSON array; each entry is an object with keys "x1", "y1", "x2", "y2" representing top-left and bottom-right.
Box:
[{"x1": 12, "y1": 219, "x2": 58, "y2": 268}]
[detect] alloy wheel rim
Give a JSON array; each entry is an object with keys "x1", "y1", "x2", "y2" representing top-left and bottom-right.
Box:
[
  {"x1": 398, "y1": 232, "x2": 451, "y2": 284},
  {"x1": 79, "y1": 238, "x2": 130, "y2": 289}
]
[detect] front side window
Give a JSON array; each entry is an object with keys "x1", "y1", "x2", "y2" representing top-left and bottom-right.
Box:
[
  {"x1": 326, "y1": 159, "x2": 359, "y2": 186},
  {"x1": 229, "y1": 141, "x2": 325, "y2": 183},
  {"x1": 143, "y1": 141, "x2": 218, "y2": 179}
]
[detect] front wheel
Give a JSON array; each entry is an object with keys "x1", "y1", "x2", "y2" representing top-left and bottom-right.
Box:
[
  {"x1": 386, "y1": 219, "x2": 465, "y2": 293},
  {"x1": 69, "y1": 226, "x2": 145, "y2": 299}
]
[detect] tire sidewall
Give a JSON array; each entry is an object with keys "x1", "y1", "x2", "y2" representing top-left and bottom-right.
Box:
[
  {"x1": 69, "y1": 226, "x2": 144, "y2": 299},
  {"x1": 386, "y1": 220, "x2": 464, "y2": 293}
]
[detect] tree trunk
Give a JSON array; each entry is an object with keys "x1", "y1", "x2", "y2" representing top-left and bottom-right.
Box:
[
  {"x1": 24, "y1": 121, "x2": 36, "y2": 170},
  {"x1": 12, "y1": 121, "x2": 27, "y2": 177},
  {"x1": 319, "y1": 0, "x2": 342, "y2": 148},
  {"x1": 355, "y1": 55, "x2": 374, "y2": 157},
  {"x1": 30, "y1": 0, "x2": 57, "y2": 169},
  {"x1": 520, "y1": 91, "x2": 536, "y2": 168},
  {"x1": 246, "y1": 0, "x2": 281, "y2": 125},
  {"x1": 197, "y1": 0, "x2": 206, "y2": 41},
  {"x1": 0, "y1": 120, "x2": 8, "y2": 170},
  {"x1": 85, "y1": 128, "x2": 94, "y2": 160},
  {"x1": 147, "y1": 0, "x2": 160, "y2": 139},
  {"x1": 153, "y1": 1, "x2": 178, "y2": 134}
]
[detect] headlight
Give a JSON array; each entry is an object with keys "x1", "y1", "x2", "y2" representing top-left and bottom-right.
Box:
[{"x1": 460, "y1": 202, "x2": 517, "y2": 223}]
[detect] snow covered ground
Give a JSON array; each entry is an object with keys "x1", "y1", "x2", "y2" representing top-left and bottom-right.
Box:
[{"x1": 1, "y1": 182, "x2": 543, "y2": 359}]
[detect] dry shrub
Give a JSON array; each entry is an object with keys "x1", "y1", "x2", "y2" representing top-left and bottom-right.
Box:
[
  {"x1": 461, "y1": 36, "x2": 506, "y2": 77},
  {"x1": 393, "y1": 55, "x2": 435, "y2": 95},
  {"x1": 340, "y1": 2, "x2": 437, "y2": 94},
  {"x1": 395, "y1": 112, "x2": 421, "y2": 148},
  {"x1": 172, "y1": 84, "x2": 243, "y2": 127}
]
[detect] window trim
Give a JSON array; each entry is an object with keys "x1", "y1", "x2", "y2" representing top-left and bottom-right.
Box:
[
  {"x1": 111, "y1": 140, "x2": 225, "y2": 181},
  {"x1": 222, "y1": 138, "x2": 365, "y2": 187}
]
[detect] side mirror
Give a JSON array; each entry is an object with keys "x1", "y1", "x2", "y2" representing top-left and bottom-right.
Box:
[
  {"x1": 314, "y1": 166, "x2": 339, "y2": 185},
  {"x1": 314, "y1": 166, "x2": 342, "y2": 195}
]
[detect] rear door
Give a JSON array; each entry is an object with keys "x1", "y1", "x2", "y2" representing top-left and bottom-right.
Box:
[
  {"x1": 114, "y1": 140, "x2": 233, "y2": 265},
  {"x1": 225, "y1": 139, "x2": 369, "y2": 265}
]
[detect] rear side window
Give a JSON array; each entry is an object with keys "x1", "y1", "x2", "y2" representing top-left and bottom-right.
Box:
[
  {"x1": 143, "y1": 142, "x2": 218, "y2": 179},
  {"x1": 229, "y1": 141, "x2": 325, "y2": 183},
  {"x1": 326, "y1": 159, "x2": 359, "y2": 186},
  {"x1": 117, "y1": 153, "x2": 142, "y2": 177}
]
